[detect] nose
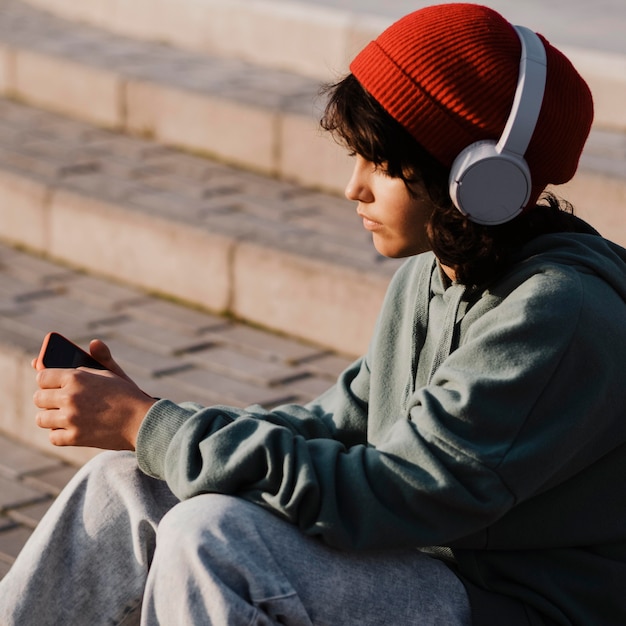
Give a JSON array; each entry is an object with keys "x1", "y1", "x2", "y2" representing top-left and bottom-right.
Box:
[{"x1": 344, "y1": 156, "x2": 374, "y2": 203}]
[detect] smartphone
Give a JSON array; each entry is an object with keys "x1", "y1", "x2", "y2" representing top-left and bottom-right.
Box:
[{"x1": 36, "y1": 332, "x2": 107, "y2": 371}]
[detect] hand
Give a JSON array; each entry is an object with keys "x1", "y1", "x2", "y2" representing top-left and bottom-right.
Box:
[{"x1": 33, "y1": 340, "x2": 156, "y2": 450}]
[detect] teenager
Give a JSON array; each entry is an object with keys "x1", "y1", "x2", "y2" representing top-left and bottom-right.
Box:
[{"x1": 2, "y1": 4, "x2": 625, "y2": 624}]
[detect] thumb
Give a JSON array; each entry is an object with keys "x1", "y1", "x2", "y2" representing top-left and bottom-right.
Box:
[{"x1": 89, "y1": 339, "x2": 130, "y2": 381}]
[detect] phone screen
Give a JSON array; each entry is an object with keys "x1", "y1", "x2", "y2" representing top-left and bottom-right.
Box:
[{"x1": 38, "y1": 332, "x2": 107, "y2": 370}]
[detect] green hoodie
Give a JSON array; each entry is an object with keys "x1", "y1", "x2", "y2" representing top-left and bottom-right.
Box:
[{"x1": 137, "y1": 230, "x2": 626, "y2": 625}]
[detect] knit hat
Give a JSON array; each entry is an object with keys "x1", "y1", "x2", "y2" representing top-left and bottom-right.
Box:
[{"x1": 350, "y1": 3, "x2": 594, "y2": 209}]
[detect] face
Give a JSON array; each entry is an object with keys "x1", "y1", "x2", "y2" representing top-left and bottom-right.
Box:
[{"x1": 345, "y1": 155, "x2": 435, "y2": 258}]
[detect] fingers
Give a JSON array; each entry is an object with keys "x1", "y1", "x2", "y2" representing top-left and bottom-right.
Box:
[
  {"x1": 89, "y1": 339, "x2": 129, "y2": 380},
  {"x1": 36, "y1": 411, "x2": 81, "y2": 447},
  {"x1": 35, "y1": 367, "x2": 69, "y2": 390},
  {"x1": 88, "y1": 338, "x2": 111, "y2": 362},
  {"x1": 33, "y1": 370, "x2": 87, "y2": 443},
  {"x1": 32, "y1": 359, "x2": 148, "y2": 451},
  {"x1": 35, "y1": 407, "x2": 62, "y2": 429},
  {"x1": 35, "y1": 402, "x2": 85, "y2": 447},
  {"x1": 33, "y1": 388, "x2": 61, "y2": 410},
  {"x1": 48, "y1": 428, "x2": 74, "y2": 447}
]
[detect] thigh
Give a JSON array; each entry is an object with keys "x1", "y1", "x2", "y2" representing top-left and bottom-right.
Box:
[
  {"x1": 252, "y1": 508, "x2": 471, "y2": 625},
  {"x1": 154, "y1": 494, "x2": 471, "y2": 626},
  {"x1": 0, "y1": 451, "x2": 179, "y2": 626}
]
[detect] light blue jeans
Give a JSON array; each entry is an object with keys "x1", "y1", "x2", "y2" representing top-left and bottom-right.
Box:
[{"x1": 0, "y1": 451, "x2": 471, "y2": 625}]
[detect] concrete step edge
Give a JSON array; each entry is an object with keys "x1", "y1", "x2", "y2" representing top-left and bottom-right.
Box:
[
  {"x1": 0, "y1": 156, "x2": 397, "y2": 358},
  {"x1": 0, "y1": 32, "x2": 623, "y2": 202},
  {"x1": 1, "y1": 155, "x2": 624, "y2": 356},
  {"x1": 0, "y1": 1, "x2": 623, "y2": 207},
  {"x1": 0, "y1": 0, "x2": 354, "y2": 195},
  {"x1": 14, "y1": 0, "x2": 626, "y2": 131}
]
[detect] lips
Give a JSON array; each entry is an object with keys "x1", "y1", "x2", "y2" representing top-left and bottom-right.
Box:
[{"x1": 357, "y1": 210, "x2": 382, "y2": 232}]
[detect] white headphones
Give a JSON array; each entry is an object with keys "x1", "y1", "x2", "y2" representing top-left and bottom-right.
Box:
[{"x1": 448, "y1": 26, "x2": 547, "y2": 225}]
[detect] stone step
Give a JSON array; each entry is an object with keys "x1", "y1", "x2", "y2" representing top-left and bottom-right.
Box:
[
  {"x1": 0, "y1": 1, "x2": 623, "y2": 359},
  {"x1": 0, "y1": 93, "x2": 624, "y2": 360},
  {"x1": 6, "y1": 0, "x2": 385, "y2": 82},
  {"x1": 0, "y1": 0, "x2": 354, "y2": 194},
  {"x1": 0, "y1": 430, "x2": 78, "y2": 579},
  {"x1": 0, "y1": 240, "x2": 356, "y2": 467},
  {"x1": 0, "y1": 0, "x2": 624, "y2": 201},
  {"x1": 11, "y1": 0, "x2": 626, "y2": 137},
  {"x1": 0, "y1": 96, "x2": 403, "y2": 357},
  {"x1": 12, "y1": 0, "x2": 626, "y2": 135}
]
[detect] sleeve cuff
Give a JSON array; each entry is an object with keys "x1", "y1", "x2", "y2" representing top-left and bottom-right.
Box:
[{"x1": 135, "y1": 399, "x2": 197, "y2": 479}]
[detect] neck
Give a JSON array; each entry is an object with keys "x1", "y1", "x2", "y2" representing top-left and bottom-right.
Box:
[{"x1": 440, "y1": 263, "x2": 456, "y2": 283}]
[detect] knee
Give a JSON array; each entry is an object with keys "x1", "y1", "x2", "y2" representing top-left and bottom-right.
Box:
[
  {"x1": 79, "y1": 449, "x2": 136, "y2": 474},
  {"x1": 158, "y1": 494, "x2": 244, "y2": 536},
  {"x1": 156, "y1": 495, "x2": 259, "y2": 555},
  {"x1": 74, "y1": 450, "x2": 138, "y2": 489}
]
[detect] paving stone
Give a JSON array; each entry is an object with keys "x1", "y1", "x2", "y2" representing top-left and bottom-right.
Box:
[
  {"x1": 0, "y1": 98, "x2": 48, "y2": 127},
  {"x1": 138, "y1": 151, "x2": 223, "y2": 182},
  {"x1": 106, "y1": 318, "x2": 213, "y2": 357},
  {"x1": 162, "y1": 367, "x2": 298, "y2": 408},
  {"x1": 0, "y1": 322, "x2": 41, "y2": 354},
  {"x1": 183, "y1": 345, "x2": 312, "y2": 387},
  {"x1": 0, "y1": 247, "x2": 75, "y2": 287},
  {"x1": 0, "y1": 525, "x2": 33, "y2": 562},
  {"x1": 0, "y1": 307, "x2": 107, "y2": 343},
  {"x1": 0, "y1": 435, "x2": 62, "y2": 479},
  {"x1": 7, "y1": 499, "x2": 55, "y2": 528},
  {"x1": 203, "y1": 324, "x2": 325, "y2": 365},
  {"x1": 123, "y1": 188, "x2": 210, "y2": 221},
  {"x1": 75, "y1": 133, "x2": 171, "y2": 162},
  {"x1": 0, "y1": 476, "x2": 48, "y2": 512},
  {"x1": 127, "y1": 169, "x2": 214, "y2": 198},
  {"x1": 300, "y1": 352, "x2": 355, "y2": 379},
  {"x1": 279, "y1": 374, "x2": 331, "y2": 402},
  {"x1": 0, "y1": 299, "x2": 27, "y2": 317},
  {"x1": 128, "y1": 299, "x2": 229, "y2": 335},
  {"x1": 92, "y1": 337, "x2": 191, "y2": 378},
  {"x1": 60, "y1": 273, "x2": 150, "y2": 312},
  {"x1": 32, "y1": 293, "x2": 130, "y2": 330},
  {"x1": 0, "y1": 143, "x2": 64, "y2": 181},
  {"x1": 57, "y1": 171, "x2": 147, "y2": 203},
  {"x1": 131, "y1": 372, "x2": 217, "y2": 407},
  {"x1": 203, "y1": 194, "x2": 311, "y2": 223},
  {"x1": 23, "y1": 465, "x2": 78, "y2": 497},
  {"x1": 0, "y1": 272, "x2": 42, "y2": 301},
  {"x1": 579, "y1": 153, "x2": 626, "y2": 179}
]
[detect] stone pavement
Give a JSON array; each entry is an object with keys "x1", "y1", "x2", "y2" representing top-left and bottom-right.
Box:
[
  {"x1": 0, "y1": 0, "x2": 413, "y2": 357},
  {"x1": 0, "y1": 431, "x2": 78, "y2": 581},
  {"x1": 279, "y1": 0, "x2": 626, "y2": 55},
  {"x1": 0, "y1": 239, "x2": 354, "y2": 580}
]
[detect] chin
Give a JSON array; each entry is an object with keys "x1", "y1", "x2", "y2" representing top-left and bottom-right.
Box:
[{"x1": 374, "y1": 242, "x2": 431, "y2": 259}]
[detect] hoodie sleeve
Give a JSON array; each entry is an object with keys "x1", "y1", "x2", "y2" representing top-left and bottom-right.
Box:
[
  {"x1": 135, "y1": 354, "x2": 372, "y2": 488},
  {"x1": 135, "y1": 256, "x2": 621, "y2": 551}
]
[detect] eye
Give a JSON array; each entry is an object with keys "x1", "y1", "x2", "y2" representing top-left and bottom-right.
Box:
[{"x1": 373, "y1": 162, "x2": 392, "y2": 177}]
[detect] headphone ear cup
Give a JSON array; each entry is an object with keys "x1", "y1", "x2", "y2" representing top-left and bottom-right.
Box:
[{"x1": 449, "y1": 140, "x2": 532, "y2": 225}]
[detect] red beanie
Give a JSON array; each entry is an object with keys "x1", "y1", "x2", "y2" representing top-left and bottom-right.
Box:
[{"x1": 350, "y1": 3, "x2": 594, "y2": 208}]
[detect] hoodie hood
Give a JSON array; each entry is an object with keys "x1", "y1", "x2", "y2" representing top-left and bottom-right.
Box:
[{"x1": 513, "y1": 228, "x2": 626, "y2": 305}]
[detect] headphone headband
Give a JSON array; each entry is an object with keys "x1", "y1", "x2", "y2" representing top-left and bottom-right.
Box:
[
  {"x1": 498, "y1": 26, "x2": 548, "y2": 157},
  {"x1": 448, "y1": 26, "x2": 547, "y2": 225}
]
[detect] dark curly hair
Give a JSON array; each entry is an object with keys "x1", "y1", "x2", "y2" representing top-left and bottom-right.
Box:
[{"x1": 321, "y1": 74, "x2": 590, "y2": 286}]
